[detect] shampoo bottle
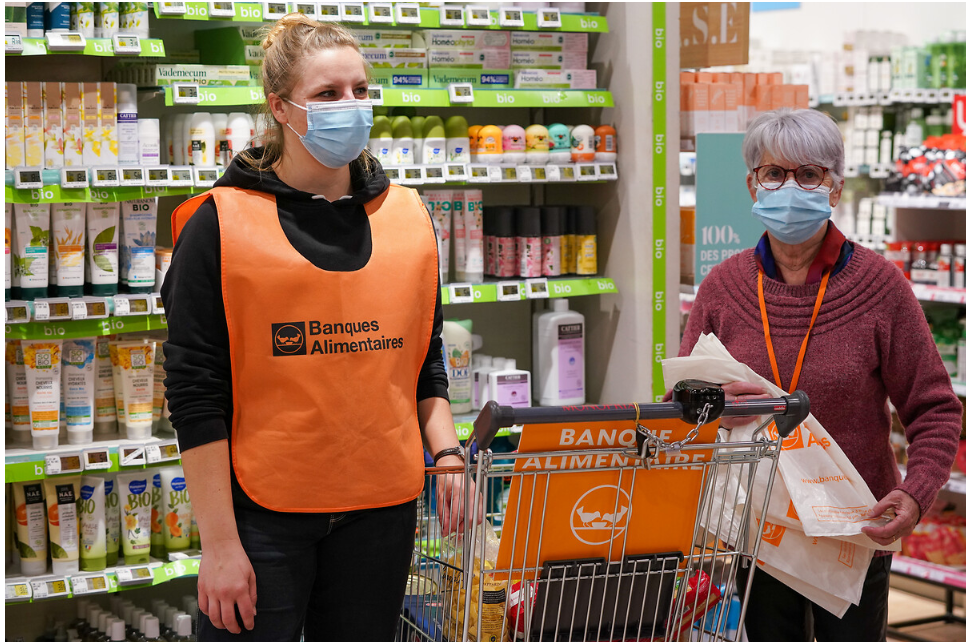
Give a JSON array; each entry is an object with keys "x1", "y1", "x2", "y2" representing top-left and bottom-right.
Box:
[
  {"x1": 445, "y1": 116, "x2": 470, "y2": 163},
  {"x1": 188, "y1": 112, "x2": 215, "y2": 167},
  {"x1": 137, "y1": 119, "x2": 161, "y2": 167},
  {"x1": 487, "y1": 358, "x2": 531, "y2": 409},
  {"x1": 116, "y1": 84, "x2": 139, "y2": 166},
  {"x1": 547, "y1": 123, "x2": 571, "y2": 165},
  {"x1": 421, "y1": 116, "x2": 447, "y2": 164},
  {"x1": 225, "y1": 112, "x2": 252, "y2": 162},
  {"x1": 212, "y1": 113, "x2": 229, "y2": 167},
  {"x1": 368, "y1": 115, "x2": 393, "y2": 165},
  {"x1": 391, "y1": 116, "x2": 415, "y2": 165},
  {"x1": 477, "y1": 125, "x2": 504, "y2": 165},
  {"x1": 541, "y1": 206, "x2": 563, "y2": 277},
  {"x1": 525, "y1": 124, "x2": 550, "y2": 165},
  {"x1": 515, "y1": 206, "x2": 542, "y2": 279},
  {"x1": 502, "y1": 125, "x2": 526, "y2": 164},
  {"x1": 442, "y1": 319, "x2": 473, "y2": 414},
  {"x1": 533, "y1": 299, "x2": 585, "y2": 406}
]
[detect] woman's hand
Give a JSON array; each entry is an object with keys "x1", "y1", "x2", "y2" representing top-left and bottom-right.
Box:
[
  {"x1": 435, "y1": 463, "x2": 485, "y2": 535},
  {"x1": 663, "y1": 382, "x2": 771, "y2": 428},
  {"x1": 197, "y1": 538, "x2": 257, "y2": 633},
  {"x1": 861, "y1": 489, "x2": 921, "y2": 547}
]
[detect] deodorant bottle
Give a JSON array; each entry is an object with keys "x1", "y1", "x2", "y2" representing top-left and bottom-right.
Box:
[
  {"x1": 368, "y1": 115, "x2": 393, "y2": 165},
  {"x1": 571, "y1": 124, "x2": 596, "y2": 162},
  {"x1": 422, "y1": 116, "x2": 447, "y2": 164},
  {"x1": 391, "y1": 116, "x2": 415, "y2": 165},
  {"x1": 547, "y1": 123, "x2": 572, "y2": 165},
  {"x1": 595, "y1": 125, "x2": 617, "y2": 162},
  {"x1": 533, "y1": 299, "x2": 585, "y2": 406},
  {"x1": 502, "y1": 125, "x2": 527, "y2": 164},
  {"x1": 445, "y1": 116, "x2": 471, "y2": 163},
  {"x1": 525, "y1": 125, "x2": 550, "y2": 165},
  {"x1": 477, "y1": 125, "x2": 504, "y2": 165}
]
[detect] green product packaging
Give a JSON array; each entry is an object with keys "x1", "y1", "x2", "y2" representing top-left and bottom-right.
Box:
[
  {"x1": 445, "y1": 115, "x2": 469, "y2": 139},
  {"x1": 150, "y1": 471, "x2": 165, "y2": 559},
  {"x1": 160, "y1": 466, "x2": 193, "y2": 555},
  {"x1": 392, "y1": 107, "x2": 418, "y2": 119},
  {"x1": 194, "y1": 26, "x2": 265, "y2": 66},
  {"x1": 428, "y1": 69, "x2": 512, "y2": 89},
  {"x1": 78, "y1": 476, "x2": 107, "y2": 571},
  {"x1": 104, "y1": 473, "x2": 120, "y2": 566},
  {"x1": 117, "y1": 471, "x2": 152, "y2": 564}
]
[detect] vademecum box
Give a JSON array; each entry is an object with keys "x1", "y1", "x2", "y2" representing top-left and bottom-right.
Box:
[
  {"x1": 362, "y1": 48, "x2": 427, "y2": 69},
  {"x1": 354, "y1": 29, "x2": 413, "y2": 48},
  {"x1": 43, "y1": 82, "x2": 64, "y2": 169},
  {"x1": 22, "y1": 82, "x2": 44, "y2": 169},
  {"x1": 428, "y1": 69, "x2": 512, "y2": 89},
  {"x1": 511, "y1": 32, "x2": 588, "y2": 52},
  {"x1": 82, "y1": 82, "x2": 100, "y2": 166},
  {"x1": 62, "y1": 83, "x2": 83, "y2": 167},
  {"x1": 421, "y1": 30, "x2": 511, "y2": 51},
  {"x1": 99, "y1": 82, "x2": 118, "y2": 165},
  {"x1": 511, "y1": 51, "x2": 587, "y2": 70},
  {"x1": 118, "y1": 65, "x2": 259, "y2": 87},
  {"x1": 513, "y1": 69, "x2": 597, "y2": 90},
  {"x1": 428, "y1": 49, "x2": 510, "y2": 70},
  {"x1": 5, "y1": 82, "x2": 25, "y2": 169}
]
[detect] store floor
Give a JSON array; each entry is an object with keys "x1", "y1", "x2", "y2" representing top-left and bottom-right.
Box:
[{"x1": 887, "y1": 588, "x2": 966, "y2": 642}]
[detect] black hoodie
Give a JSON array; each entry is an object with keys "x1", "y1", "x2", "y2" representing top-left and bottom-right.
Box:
[{"x1": 161, "y1": 151, "x2": 448, "y2": 476}]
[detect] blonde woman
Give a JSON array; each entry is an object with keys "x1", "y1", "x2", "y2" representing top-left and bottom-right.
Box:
[{"x1": 162, "y1": 15, "x2": 468, "y2": 641}]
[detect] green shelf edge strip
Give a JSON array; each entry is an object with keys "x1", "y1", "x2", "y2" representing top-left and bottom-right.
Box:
[
  {"x1": 7, "y1": 38, "x2": 165, "y2": 57},
  {"x1": 5, "y1": 314, "x2": 168, "y2": 342},
  {"x1": 6, "y1": 184, "x2": 197, "y2": 205},
  {"x1": 152, "y1": 3, "x2": 608, "y2": 32},
  {"x1": 164, "y1": 86, "x2": 614, "y2": 108},
  {"x1": 441, "y1": 277, "x2": 617, "y2": 305}
]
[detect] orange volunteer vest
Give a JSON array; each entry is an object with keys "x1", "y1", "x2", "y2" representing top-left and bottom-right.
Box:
[{"x1": 172, "y1": 185, "x2": 438, "y2": 512}]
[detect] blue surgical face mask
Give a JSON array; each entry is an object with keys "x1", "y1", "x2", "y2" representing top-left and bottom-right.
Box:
[
  {"x1": 752, "y1": 183, "x2": 833, "y2": 245},
  {"x1": 285, "y1": 98, "x2": 373, "y2": 169}
]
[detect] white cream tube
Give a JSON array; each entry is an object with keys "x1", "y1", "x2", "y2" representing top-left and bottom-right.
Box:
[
  {"x1": 94, "y1": 336, "x2": 118, "y2": 436},
  {"x1": 463, "y1": 189, "x2": 484, "y2": 284},
  {"x1": 160, "y1": 466, "x2": 192, "y2": 554},
  {"x1": 78, "y1": 475, "x2": 107, "y2": 571},
  {"x1": 117, "y1": 472, "x2": 152, "y2": 564},
  {"x1": 51, "y1": 202, "x2": 86, "y2": 297},
  {"x1": 113, "y1": 340, "x2": 156, "y2": 440},
  {"x1": 23, "y1": 339, "x2": 63, "y2": 450},
  {"x1": 62, "y1": 338, "x2": 96, "y2": 445},
  {"x1": 43, "y1": 475, "x2": 81, "y2": 575},
  {"x1": 120, "y1": 199, "x2": 157, "y2": 293},
  {"x1": 108, "y1": 340, "x2": 127, "y2": 427},
  {"x1": 6, "y1": 340, "x2": 32, "y2": 446},
  {"x1": 104, "y1": 473, "x2": 120, "y2": 566},
  {"x1": 13, "y1": 481, "x2": 48, "y2": 576},
  {"x1": 86, "y1": 202, "x2": 119, "y2": 296},
  {"x1": 13, "y1": 203, "x2": 51, "y2": 300}
]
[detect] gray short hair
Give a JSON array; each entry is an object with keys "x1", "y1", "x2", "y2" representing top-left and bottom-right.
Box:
[{"x1": 742, "y1": 108, "x2": 844, "y2": 186}]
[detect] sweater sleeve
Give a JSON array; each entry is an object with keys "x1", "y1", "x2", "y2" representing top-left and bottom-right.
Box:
[
  {"x1": 161, "y1": 199, "x2": 233, "y2": 452},
  {"x1": 880, "y1": 277, "x2": 963, "y2": 514}
]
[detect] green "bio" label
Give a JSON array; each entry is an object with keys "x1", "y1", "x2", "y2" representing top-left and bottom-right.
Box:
[{"x1": 651, "y1": 3, "x2": 667, "y2": 402}]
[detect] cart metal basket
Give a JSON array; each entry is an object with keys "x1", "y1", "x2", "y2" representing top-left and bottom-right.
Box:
[{"x1": 398, "y1": 380, "x2": 810, "y2": 642}]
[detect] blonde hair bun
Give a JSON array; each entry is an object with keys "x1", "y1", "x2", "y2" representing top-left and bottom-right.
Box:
[{"x1": 260, "y1": 12, "x2": 317, "y2": 51}]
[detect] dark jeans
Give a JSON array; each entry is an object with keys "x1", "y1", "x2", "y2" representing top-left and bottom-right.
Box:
[
  {"x1": 738, "y1": 555, "x2": 892, "y2": 642},
  {"x1": 199, "y1": 499, "x2": 418, "y2": 642}
]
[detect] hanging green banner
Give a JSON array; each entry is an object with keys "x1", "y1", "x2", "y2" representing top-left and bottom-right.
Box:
[
  {"x1": 6, "y1": 314, "x2": 168, "y2": 341},
  {"x1": 651, "y1": 3, "x2": 667, "y2": 402}
]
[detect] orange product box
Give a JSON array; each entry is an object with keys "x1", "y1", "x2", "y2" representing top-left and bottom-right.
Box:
[
  {"x1": 770, "y1": 72, "x2": 783, "y2": 85},
  {"x1": 793, "y1": 84, "x2": 809, "y2": 109},
  {"x1": 754, "y1": 84, "x2": 773, "y2": 113},
  {"x1": 708, "y1": 82, "x2": 726, "y2": 133},
  {"x1": 774, "y1": 84, "x2": 796, "y2": 110},
  {"x1": 723, "y1": 83, "x2": 739, "y2": 131},
  {"x1": 695, "y1": 71, "x2": 713, "y2": 83},
  {"x1": 757, "y1": 72, "x2": 773, "y2": 85},
  {"x1": 680, "y1": 82, "x2": 693, "y2": 139},
  {"x1": 693, "y1": 82, "x2": 710, "y2": 135},
  {"x1": 680, "y1": 71, "x2": 696, "y2": 84}
]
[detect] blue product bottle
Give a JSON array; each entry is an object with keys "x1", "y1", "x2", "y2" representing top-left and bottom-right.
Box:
[
  {"x1": 547, "y1": 123, "x2": 572, "y2": 165},
  {"x1": 26, "y1": 2, "x2": 45, "y2": 37},
  {"x1": 44, "y1": 2, "x2": 71, "y2": 31}
]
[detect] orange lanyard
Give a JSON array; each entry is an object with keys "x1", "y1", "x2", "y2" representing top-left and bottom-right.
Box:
[{"x1": 757, "y1": 269, "x2": 830, "y2": 393}]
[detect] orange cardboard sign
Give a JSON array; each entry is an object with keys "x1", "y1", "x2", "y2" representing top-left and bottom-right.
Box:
[{"x1": 495, "y1": 418, "x2": 718, "y2": 576}]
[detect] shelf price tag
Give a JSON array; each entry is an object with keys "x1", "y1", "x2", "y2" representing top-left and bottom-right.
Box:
[
  {"x1": 115, "y1": 565, "x2": 154, "y2": 586},
  {"x1": 545, "y1": 165, "x2": 561, "y2": 182},
  {"x1": 291, "y1": 2, "x2": 317, "y2": 18},
  {"x1": 468, "y1": 165, "x2": 490, "y2": 183},
  {"x1": 597, "y1": 162, "x2": 618, "y2": 180},
  {"x1": 5, "y1": 302, "x2": 30, "y2": 324},
  {"x1": 262, "y1": 2, "x2": 288, "y2": 20},
  {"x1": 33, "y1": 300, "x2": 50, "y2": 321},
  {"x1": 151, "y1": 293, "x2": 165, "y2": 315},
  {"x1": 525, "y1": 278, "x2": 550, "y2": 299},
  {"x1": 171, "y1": 83, "x2": 201, "y2": 105},
  {"x1": 92, "y1": 167, "x2": 120, "y2": 187},
  {"x1": 501, "y1": 166, "x2": 518, "y2": 181},
  {"x1": 440, "y1": 6, "x2": 464, "y2": 26},
  {"x1": 14, "y1": 167, "x2": 43, "y2": 190},
  {"x1": 82, "y1": 298, "x2": 109, "y2": 319},
  {"x1": 423, "y1": 165, "x2": 446, "y2": 184},
  {"x1": 113, "y1": 296, "x2": 131, "y2": 316},
  {"x1": 395, "y1": 3, "x2": 421, "y2": 23},
  {"x1": 500, "y1": 6, "x2": 525, "y2": 28},
  {"x1": 46, "y1": 453, "x2": 84, "y2": 476},
  {"x1": 45, "y1": 31, "x2": 86, "y2": 52},
  {"x1": 145, "y1": 441, "x2": 181, "y2": 464},
  {"x1": 112, "y1": 33, "x2": 141, "y2": 55},
  {"x1": 340, "y1": 2, "x2": 366, "y2": 21},
  {"x1": 120, "y1": 167, "x2": 145, "y2": 186},
  {"x1": 445, "y1": 164, "x2": 467, "y2": 181},
  {"x1": 70, "y1": 300, "x2": 88, "y2": 320},
  {"x1": 368, "y1": 3, "x2": 394, "y2": 23},
  {"x1": 317, "y1": 4, "x2": 342, "y2": 21},
  {"x1": 531, "y1": 166, "x2": 548, "y2": 182},
  {"x1": 402, "y1": 166, "x2": 424, "y2": 185},
  {"x1": 382, "y1": 167, "x2": 400, "y2": 183},
  {"x1": 71, "y1": 574, "x2": 109, "y2": 596},
  {"x1": 84, "y1": 448, "x2": 112, "y2": 471},
  {"x1": 497, "y1": 281, "x2": 522, "y2": 302},
  {"x1": 193, "y1": 167, "x2": 218, "y2": 188},
  {"x1": 60, "y1": 167, "x2": 90, "y2": 189},
  {"x1": 467, "y1": 5, "x2": 492, "y2": 26},
  {"x1": 5, "y1": 582, "x2": 31, "y2": 602},
  {"x1": 120, "y1": 445, "x2": 146, "y2": 467},
  {"x1": 45, "y1": 299, "x2": 72, "y2": 320},
  {"x1": 114, "y1": 295, "x2": 151, "y2": 316},
  {"x1": 449, "y1": 284, "x2": 475, "y2": 305},
  {"x1": 448, "y1": 83, "x2": 474, "y2": 104},
  {"x1": 5, "y1": 33, "x2": 24, "y2": 54},
  {"x1": 367, "y1": 85, "x2": 384, "y2": 106},
  {"x1": 537, "y1": 8, "x2": 562, "y2": 28},
  {"x1": 207, "y1": 1, "x2": 235, "y2": 17},
  {"x1": 157, "y1": 2, "x2": 187, "y2": 16},
  {"x1": 576, "y1": 163, "x2": 599, "y2": 181},
  {"x1": 516, "y1": 165, "x2": 533, "y2": 182},
  {"x1": 30, "y1": 578, "x2": 69, "y2": 600},
  {"x1": 559, "y1": 165, "x2": 577, "y2": 182},
  {"x1": 145, "y1": 166, "x2": 171, "y2": 187},
  {"x1": 169, "y1": 167, "x2": 194, "y2": 186},
  {"x1": 487, "y1": 165, "x2": 503, "y2": 182}
]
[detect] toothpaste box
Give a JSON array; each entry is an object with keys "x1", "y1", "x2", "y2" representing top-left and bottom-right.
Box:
[
  {"x1": 513, "y1": 69, "x2": 597, "y2": 90},
  {"x1": 511, "y1": 32, "x2": 588, "y2": 52},
  {"x1": 421, "y1": 30, "x2": 511, "y2": 51},
  {"x1": 354, "y1": 29, "x2": 413, "y2": 48},
  {"x1": 428, "y1": 69, "x2": 512, "y2": 89},
  {"x1": 428, "y1": 49, "x2": 511, "y2": 70},
  {"x1": 511, "y1": 50, "x2": 587, "y2": 70},
  {"x1": 368, "y1": 69, "x2": 429, "y2": 88},
  {"x1": 362, "y1": 48, "x2": 427, "y2": 69}
]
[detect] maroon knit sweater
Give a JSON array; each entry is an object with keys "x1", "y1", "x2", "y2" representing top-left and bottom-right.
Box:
[{"x1": 681, "y1": 244, "x2": 962, "y2": 514}]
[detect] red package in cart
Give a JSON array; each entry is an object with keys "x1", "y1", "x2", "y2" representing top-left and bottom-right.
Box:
[{"x1": 664, "y1": 571, "x2": 722, "y2": 641}]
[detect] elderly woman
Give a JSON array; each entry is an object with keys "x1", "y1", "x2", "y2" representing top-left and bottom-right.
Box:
[{"x1": 679, "y1": 108, "x2": 962, "y2": 642}]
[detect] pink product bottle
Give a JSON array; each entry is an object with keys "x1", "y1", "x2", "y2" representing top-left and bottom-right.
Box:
[
  {"x1": 541, "y1": 206, "x2": 564, "y2": 277},
  {"x1": 502, "y1": 124, "x2": 527, "y2": 165},
  {"x1": 516, "y1": 207, "x2": 543, "y2": 279},
  {"x1": 492, "y1": 206, "x2": 518, "y2": 278}
]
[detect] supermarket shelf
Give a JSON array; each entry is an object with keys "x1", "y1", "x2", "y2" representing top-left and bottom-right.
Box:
[
  {"x1": 5, "y1": 435, "x2": 180, "y2": 483},
  {"x1": 912, "y1": 284, "x2": 966, "y2": 305},
  {"x1": 818, "y1": 88, "x2": 966, "y2": 106},
  {"x1": 163, "y1": 85, "x2": 614, "y2": 108},
  {"x1": 5, "y1": 313, "x2": 168, "y2": 340},
  {"x1": 5, "y1": 183, "x2": 198, "y2": 204},
  {"x1": 440, "y1": 277, "x2": 617, "y2": 305},
  {"x1": 891, "y1": 555, "x2": 966, "y2": 591},
  {"x1": 151, "y1": 3, "x2": 609, "y2": 32},
  {"x1": 843, "y1": 163, "x2": 892, "y2": 179},
  {"x1": 876, "y1": 194, "x2": 966, "y2": 210},
  {"x1": 5, "y1": 38, "x2": 165, "y2": 57},
  {"x1": 452, "y1": 414, "x2": 515, "y2": 442},
  {"x1": 5, "y1": 557, "x2": 199, "y2": 605}
]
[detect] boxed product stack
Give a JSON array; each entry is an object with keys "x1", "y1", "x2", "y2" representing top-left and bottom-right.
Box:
[
  {"x1": 842, "y1": 106, "x2": 894, "y2": 167},
  {"x1": 419, "y1": 29, "x2": 510, "y2": 89},
  {"x1": 510, "y1": 32, "x2": 595, "y2": 89},
  {"x1": 837, "y1": 30, "x2": 906, "y2": 94}
]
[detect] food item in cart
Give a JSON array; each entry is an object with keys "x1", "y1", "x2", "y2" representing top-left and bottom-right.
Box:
[
  {"x1": 664, "y1": 570, "x2": 722, "y2": 641},
  {"x1": 441, "y1": 522, "x2": 511, "y2": 642},
  {"x1": 506, "y1": 580, "x2": 537, "y2": 639}
]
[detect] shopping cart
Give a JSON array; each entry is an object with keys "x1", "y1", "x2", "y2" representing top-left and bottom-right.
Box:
[{"x1": 398, "y1": 379, "x2": 810, "y2": 642}]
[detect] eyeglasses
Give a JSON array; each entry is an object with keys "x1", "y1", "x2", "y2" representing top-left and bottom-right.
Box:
[{"x1": 753, "y1": 164, "x2": 829, "y2": 190}]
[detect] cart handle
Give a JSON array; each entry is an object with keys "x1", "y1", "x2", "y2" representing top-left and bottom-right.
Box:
[{"x1": 469, "y1": 381, "x2": 809, "y2": 452}]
